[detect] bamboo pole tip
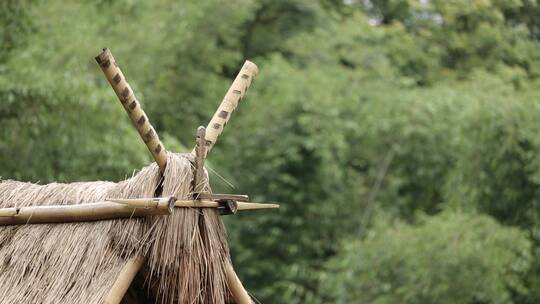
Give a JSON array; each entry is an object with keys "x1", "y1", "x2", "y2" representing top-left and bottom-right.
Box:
[
  {"x1": 197, "y1": 126, "x2": 206, "y2": 136},
  {"x1": 243, "y1": 60, "x2": 259, "y2": 77},
  {"x1": 95, "y1": 48, "x2": 113, "y2": 65}
]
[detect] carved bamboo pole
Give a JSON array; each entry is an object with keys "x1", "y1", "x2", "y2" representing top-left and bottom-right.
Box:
[
  {"x1": 199, "y1": 60, "x2": 258, "y2": 304},
  {"x1": 195, "y1": 60, "x2": 258, "y2": 156},
  {"x1": 95, "y1": 48, "x2": 168, "y2": 304},
  {"x1": 95, "y1": 48, "x2": 167, "y2": 171}
]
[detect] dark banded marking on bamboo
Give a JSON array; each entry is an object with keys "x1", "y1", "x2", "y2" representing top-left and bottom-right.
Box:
[
  {"x1": 241, "y1": 74, "x2": 249, "y2": 80},
  {"x1": 144, "y1": 129, "x2": 155, "y2": 143},
  {"x1": 213, "y1": 123, "x2": 221, "y2": 129},
  {"x1": 122, "y1": 87, "x2": 131, "y2": 100},
  {"x1": 233, "y1": 90, "x2": 242, "y2": 95},
  {"x1": 154, "y1": 144, "x2": 162, "y2": 154},
  {"x1": 113, "y1": 73, "x2": 122, "y2": 84},
  {"x1": 100, "y1": 59, "x2": 111, "y2": 68},
  {"x1": 218, "y1": 111, "x2": 229, "y2": 119},
  {"x1": 129, "y1": 100, "x2": 138, "y2": 111},
  {"x1": 137, "y1": 115, "x2": 146, "y2": 126},
  {"x1": 205, "y1": 140, "x2": 213, "y2": 146}
]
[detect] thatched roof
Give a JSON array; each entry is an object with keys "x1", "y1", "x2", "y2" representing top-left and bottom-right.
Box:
[{"x1": 0, "y1": 153, "x2": 231, "y2": 304}]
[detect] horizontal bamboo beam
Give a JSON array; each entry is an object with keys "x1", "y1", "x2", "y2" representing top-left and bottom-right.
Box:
[
  {"x1": 0, "y1": 200, "x2": 173, "y2": 226},
  {"x1": 0, "y1": 198, "x2": 277, "y2": 226}
]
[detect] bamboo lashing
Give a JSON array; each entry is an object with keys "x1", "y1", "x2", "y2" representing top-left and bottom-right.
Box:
[
  {"x1": 197, "y1": 60, "x2": 258, "y2": 156},
  {"x1": 0, "y1": 200, "x2": 173, "y2": 226},
  {"x1": 104, "y1": 256, "x2": 146, "y2": 304},
  {"x1": 95, "y1": 48, "x2": 167, "y2": 171}
]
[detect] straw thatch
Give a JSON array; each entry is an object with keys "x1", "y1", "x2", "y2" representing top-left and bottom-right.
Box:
[{"x1": 0, "y1": 153, "x2": 231, "y2": 304}]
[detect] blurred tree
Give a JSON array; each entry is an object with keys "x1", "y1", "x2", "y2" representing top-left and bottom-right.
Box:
[
  {"x1": 325, "y1": 212, "x2": 532, "y2": 304},
  {"x1": 0, "y1": 0, "x2": 34, "y2": 64}
]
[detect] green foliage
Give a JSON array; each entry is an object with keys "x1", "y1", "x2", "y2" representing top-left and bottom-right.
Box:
[
  {"x1": 0, "y1": 0, "x2": 34, "y2": 64},
  {"x1": 443, "y1": 72, "x2": 540, "y2": 227},
  {"x1": 325, "y1": 212, "x2": 532, "y2": 304}
]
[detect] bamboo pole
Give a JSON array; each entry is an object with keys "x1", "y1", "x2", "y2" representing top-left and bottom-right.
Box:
[
  {"x1": 195, "y1": 60, "x2": 258, "y2": 156},
  {"x1": 95, "y1": 48, "x2": 167, "y2": 171},
  {"x1": 197, "y1": 60, "x2": 258, "y2": 303},
  {"x1": 104, "y1": 255, "x2": 147, "y2": 304},
  {"x1": 225, "y1": 262, "x2": 253, "y2": 304},
  {"x1": 95, "y1": 48, "x2": 167, "y2": 303},
  {"x1": 0, "y1": 201, "x2": 172, "y2": 226}
]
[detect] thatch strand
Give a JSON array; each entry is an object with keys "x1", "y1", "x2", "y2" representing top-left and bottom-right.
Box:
[{"x1": 0, "y1": 153, "x2": 230, "y2": 304}]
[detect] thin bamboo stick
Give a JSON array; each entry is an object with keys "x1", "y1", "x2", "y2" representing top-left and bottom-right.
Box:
[
  {"x1": 236, "y1": 202, "x2": 280, "y2": 211},
  {"x1": 196, "y1": 60, "x2": 258, "y2": 156},
  {"x1": 104, "y1": 255, "x2": 147, "y2": 304},
  {"x1": 173, "y1": 199, "x2": 280, "y2": 210},
  {"x1": 193, "y1": 126, "x2": 207, "y2": 196},
  {"x1": 0, "y1": 201, "x2": 172, "y2": 226},
  {"x1": 95, "y1": 48, "x2": 167, "y2": 171},
  {"x1": 199, "y1": 193, "x2": 250, "y2": 201},
  {"x1": 226, "y1": 262, "x2": 253, "y2": 304}
]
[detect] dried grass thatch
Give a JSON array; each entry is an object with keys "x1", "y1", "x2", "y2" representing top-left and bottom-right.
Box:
[{"x1": 0, "y1": 153, "x2": 231, "y2": 304}]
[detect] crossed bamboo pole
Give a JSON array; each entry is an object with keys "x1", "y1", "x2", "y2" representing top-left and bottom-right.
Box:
[
  {"x1": 95, "y1": 48, "x2": 167, "y2": 171},
  {"x1": 96, "y1": 49, "x2": 258, "y2": 304}
]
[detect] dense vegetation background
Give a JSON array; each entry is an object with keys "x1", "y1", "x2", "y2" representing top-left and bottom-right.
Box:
[{"x1": 1, "y1": 0, "x2": 539, "y2": 303}]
